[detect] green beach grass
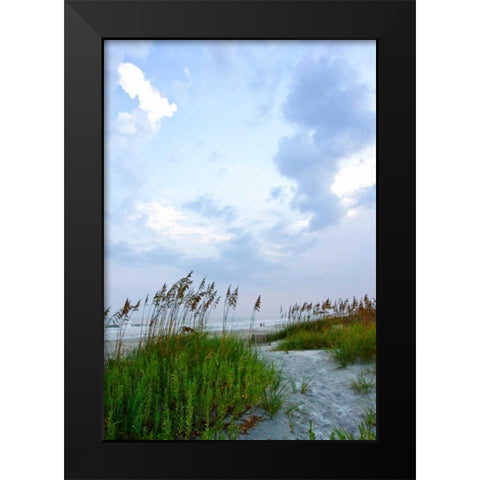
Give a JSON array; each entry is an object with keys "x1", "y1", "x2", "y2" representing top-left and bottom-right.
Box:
[
  {"x1": 104, "y1": 273, "x2": 376, "y2": 440},
  {"x1": 104, "y1": 273, "x2": 283, "y2": 440},
  {"x1": 104, "y1": 332, "x2": 282, "y2": 440},
  {"x1": 267, "y1": 296, "x2": 376, "y2": 367}
]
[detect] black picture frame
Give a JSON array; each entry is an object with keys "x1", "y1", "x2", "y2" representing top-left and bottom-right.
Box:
[{"x1": 65, "y1": 1, "x2": 415, "y2": 479}]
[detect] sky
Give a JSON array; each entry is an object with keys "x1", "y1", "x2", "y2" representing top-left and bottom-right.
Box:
[{"x1": 104, "y1": 40, "x2": 376, "y2": 318}]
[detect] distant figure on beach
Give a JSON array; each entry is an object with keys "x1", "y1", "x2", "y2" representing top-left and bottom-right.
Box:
[{"x1": 181, "y1": 326, "x2": 196, "y2": 334}]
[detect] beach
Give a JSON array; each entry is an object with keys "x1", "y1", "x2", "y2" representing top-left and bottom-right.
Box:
[
  {"x1": 104, "y1": 329, "x2": 375, "y2": 440},
  {"x1": 104, "y1": 324, "x2": 282, "y2": 358}
]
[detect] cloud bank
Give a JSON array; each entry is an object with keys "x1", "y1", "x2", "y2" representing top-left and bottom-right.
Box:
[{"x1": 274, "y1": 55, "x2": 375, "y2": 230}]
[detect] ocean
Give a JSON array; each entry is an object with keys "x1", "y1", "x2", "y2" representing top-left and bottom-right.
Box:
[{"x1": 104, "y1": 316, "x2": 282, "y2": 341}]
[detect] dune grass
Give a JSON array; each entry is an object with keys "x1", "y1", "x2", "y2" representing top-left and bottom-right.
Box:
[
  {"x1": 104, "y1": 275, "x2": 376, "y2": 439},
  {"x1": 268, "y1": 296, "x2": 376, "y2": 367},
  {"x1": 104, "y1": 273, "x2": 284, "y2": 440},
  {"x1": 104, "y1": 332, "x2": 282, "y2": 440},
  {"x1": 351, "y1": 365, "x2": 376, "y2": 393},
  {"x1": 329, "y1": 405, "x2": 376, "y2": 440}
]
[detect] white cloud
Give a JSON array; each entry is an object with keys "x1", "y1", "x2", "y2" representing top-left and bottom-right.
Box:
[
  {"x1": 117, "y1": 62, "x2": 177, "y2": 128},
  {"x1": 135, "y1": 201, "x2": 233, "y2": 244},
  {"x1": 331, "y1": 144, "x2": 376, "y2": 197}
]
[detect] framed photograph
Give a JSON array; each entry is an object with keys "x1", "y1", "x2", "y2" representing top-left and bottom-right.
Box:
[{"x1": 65, "y1": 1, "x2": 415, "y2": 479}]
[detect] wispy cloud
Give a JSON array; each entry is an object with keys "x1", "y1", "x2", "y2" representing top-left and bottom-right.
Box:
[
  {"x1": 349, "y1": 184, "x2": 376, "y2": 208},
  {"x1": 183, "y1": 195, "x2": 238, "y2": 223},
  {"x1": 134, "y1": 201, "x2": 233, "y2": 244},
  {"x1": 114, "y1": 112, "x2": 137, "y2": 135},
  {"x1": 172, "y1": 66, "x2": 194, "y2": 105},
  {"x1": 187, "y1": 233, "x2": 283, "y2": 284}
]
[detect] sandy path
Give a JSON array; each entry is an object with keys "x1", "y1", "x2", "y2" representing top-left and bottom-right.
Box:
[{"x1": 237, "y1": 343, "x2": 376, "y2": 440}]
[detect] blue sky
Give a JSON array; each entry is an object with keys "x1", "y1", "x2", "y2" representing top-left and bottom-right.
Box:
[{"x1": 104, "y1": 40, "x2": 376, "y2": 317}]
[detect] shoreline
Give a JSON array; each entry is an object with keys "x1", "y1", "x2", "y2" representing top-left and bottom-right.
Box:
[{"x1": 104, "y1": 324, "x2": 282, "y2": 358}]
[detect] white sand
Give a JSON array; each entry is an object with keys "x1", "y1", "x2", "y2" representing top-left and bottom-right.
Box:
[{"x1": 236, "y1": 343, "x2": 376, "y2": 440}]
